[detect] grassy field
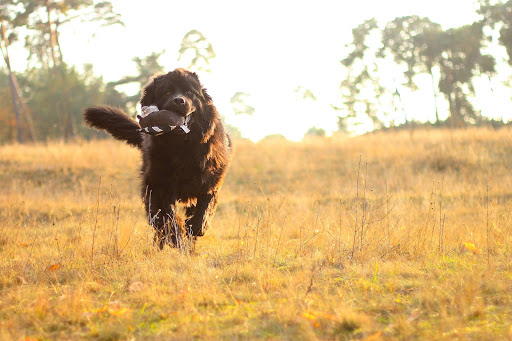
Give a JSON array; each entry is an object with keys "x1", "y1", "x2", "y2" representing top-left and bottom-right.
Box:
[{"x1": 0, "y1": 128, "x2": 511, "y2": 340}]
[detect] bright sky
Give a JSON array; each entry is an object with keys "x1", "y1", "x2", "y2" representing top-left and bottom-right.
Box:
[{"x1": 11, "y1": 0, "x2": 492, "y2": 141}]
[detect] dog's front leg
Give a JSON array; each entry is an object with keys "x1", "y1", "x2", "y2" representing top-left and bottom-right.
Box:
[
  {"x1": 155, "y1": 207, "x2": 185, "y2": 249},
  {"x1": 145, "y1": 191, "x2": 183, "y2": 249},
  {"x1": 186, "y1": 191, "x2": 218, "y2": 237}
]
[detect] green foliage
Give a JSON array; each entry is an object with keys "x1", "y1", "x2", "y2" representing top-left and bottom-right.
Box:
[
  {"x1": 339, "y1": 18, "x2": 390, "y2": 130},
  {"x1": 0, "y1": 0, "x2": 31, "y2": 38},
  {"x1": 107, "y1": 51, "x2": 165, "y2": 110},
  {"x1": 437, "y1": 22, "x2": 495, "y2": 125},
  {"x1": 341, "y1": 18, "x2": 379, "y2": 68},
  {"x1": 230, "y1": 92, "x2": 255, "y2": 116},
  {"x1": 18, "y1": 63, "x2": 127, "y2": 140},
  {"x1": 304, "y1": 126, "x2": 326, "y2": 138},
  {"x1": 479, "y1": 0, "x2": 512, "y2": 64},
  {"x1": 20, "y1": 0, "x2": 123, "y2": 68},
  {"x1": 294, "y1": 86, "x2": 317, "y2": 101},
  {"x1": 224, "y1": 122, "x2": 242, "y2": 140},
  {"x1": 0, "y1": 69, "x2": 17, "y2": 142},
  {"x1": 339, "y1": 11, "x2": 499, "y2": 129},
  {"x1": 178, "y1": 30, "x2": 216, "y2": 72},
  {"x1": 260, "y1": 134, "x2": 286, "y2": 142},
  {"x1": 0, "y1": 0, "x2": 123, "y2": 143},
  {"x1": 379, "y1": 16, "x2": 442, "y2": 89}
]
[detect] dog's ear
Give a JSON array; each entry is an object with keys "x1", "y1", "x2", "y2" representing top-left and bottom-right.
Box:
[
  {"x1": 141, "y1": 79, "x2": 156, "y2": 106},
  {"x1": 201, "y1": 115, "x2": 216, "y2": 143},
  {"x1": 201, "y1": 88, "x2": 213, "y2": 105},
  {"x1": 199, "y1": 90, "x2": 217, "y2": 143}
]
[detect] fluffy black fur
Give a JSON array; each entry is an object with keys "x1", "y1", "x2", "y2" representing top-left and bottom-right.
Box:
[{"x1": 84, "y1": 68, "x2": 231, "y2": 249}]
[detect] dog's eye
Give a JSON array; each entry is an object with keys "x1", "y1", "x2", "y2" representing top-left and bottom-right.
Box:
[{"x1": 165, "y1": 91, "x2": 172, "y2": 96}]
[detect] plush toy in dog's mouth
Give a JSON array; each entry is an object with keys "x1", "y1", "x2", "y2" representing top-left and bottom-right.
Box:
[{"x1": 137, "y1": 105, "x2": 191, "y2": 136}]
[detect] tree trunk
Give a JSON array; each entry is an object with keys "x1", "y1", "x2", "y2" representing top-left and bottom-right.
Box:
[
  {"x1": 430, "y1": 69, "x2": 440, "y2": 124},
  {"x1": 448, "y1": 92, "x2": 455, "y2": 129},
  {"x1": 12, "y1": 75, "x2": 37, "y2": 141},
  {"x1": 1, "y1": 20, "x2": 23, "y2": 143},
  {"x1": 8, "y1": 71, "x2": 23, "y2": 143},
  {"x1": 46, "y1": 0, "x2": 60, "y2": 68},
  {"x1": 55, "y1": 20, "x2": 64, "y2": 65},
  {"x1": 448, "y1": 90, "x2": 465, "y2": 128}
]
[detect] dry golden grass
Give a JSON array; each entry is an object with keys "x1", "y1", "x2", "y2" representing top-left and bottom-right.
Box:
[{"x1": 0, "y1": 128, "x2": 511, "y2": 340}]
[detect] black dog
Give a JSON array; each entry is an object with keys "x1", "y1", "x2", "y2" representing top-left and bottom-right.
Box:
[{"x1": 84, "y1": 68, "x2": 231, "y2": 249}]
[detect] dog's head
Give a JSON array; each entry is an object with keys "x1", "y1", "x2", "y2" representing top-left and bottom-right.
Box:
[{"x1": 141, "y1": 69, "x2": 217, "y2": 141}]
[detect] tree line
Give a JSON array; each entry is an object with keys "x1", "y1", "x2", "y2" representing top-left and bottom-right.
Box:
[
  {"x1": 337, "y1": 0, "x2": 512, "y2": 131},
  {"x1": 0, "y1": 0, "x2": 126, "y2": 142},
  {"x1": 1, "y1": 0, "x2": 512, "y2": 143},
  {"x1": 0, "y1": 0, "x2": 245, "y2": 143}
]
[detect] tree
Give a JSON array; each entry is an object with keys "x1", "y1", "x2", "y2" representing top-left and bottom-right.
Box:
[
  {"x1": 107, "y1": 51, "x2": 165, "y2": 110},
  {"x1": 338, "y1": 16, "x2": 497, "y2": 130},
  {"x1": 261, "y1": 133, "x2": 286, "y2": 142},
  {"x1": 178, "y1": 30, "x2": 215, "y2": 72},
  {"x1": 0, "y1": 68, "x2": 18, "y2": 142},
  {"x1": 0, "y1": 1, "x2": 35, "y2": 142},
  {"x1": 338, "y1": 18, "x2": 391, "y2": 130},
  {"x1": 0, "y1": 1, "x2": 123, "y2": 142},
  {"x1": 479, "y1": 0, "x2": 512, "y2": 64},
  {"x1": 23, "y1": 0, "x2": 123, "y2": 69},
  {"x1": 230, "y1": 92, "x2": 255, "y2": 116},
  {"x1": 21, "y1": 63, "x2": 127, "y2": 140},
  {"x1": 437, "y1": 22, "x2": 495, "y2": 125},
  {"x1": 304, "y1": 126, "x2": 325, "y2": 138},
  {"x1": 379, "y1": 16, "x2": 443, "y2": 122},
  {"x1": 379, "y1": 16, "x2": 495, "y2": 126},
  {"x1": 223, "y1": 121, "x2": 242, "y2": 140},
  {"x1": 294, "y1": 86, "x2": 317, "y2": 101}
]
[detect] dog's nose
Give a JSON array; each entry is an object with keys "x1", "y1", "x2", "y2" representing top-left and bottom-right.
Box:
[{"x1": 173, "y1": 96, "x2": 186, "y2": 105}]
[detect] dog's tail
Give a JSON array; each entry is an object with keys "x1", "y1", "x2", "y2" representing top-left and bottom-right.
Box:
[{"x1": 84, "y1": 105, "x2": 142, "y2": 149}]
